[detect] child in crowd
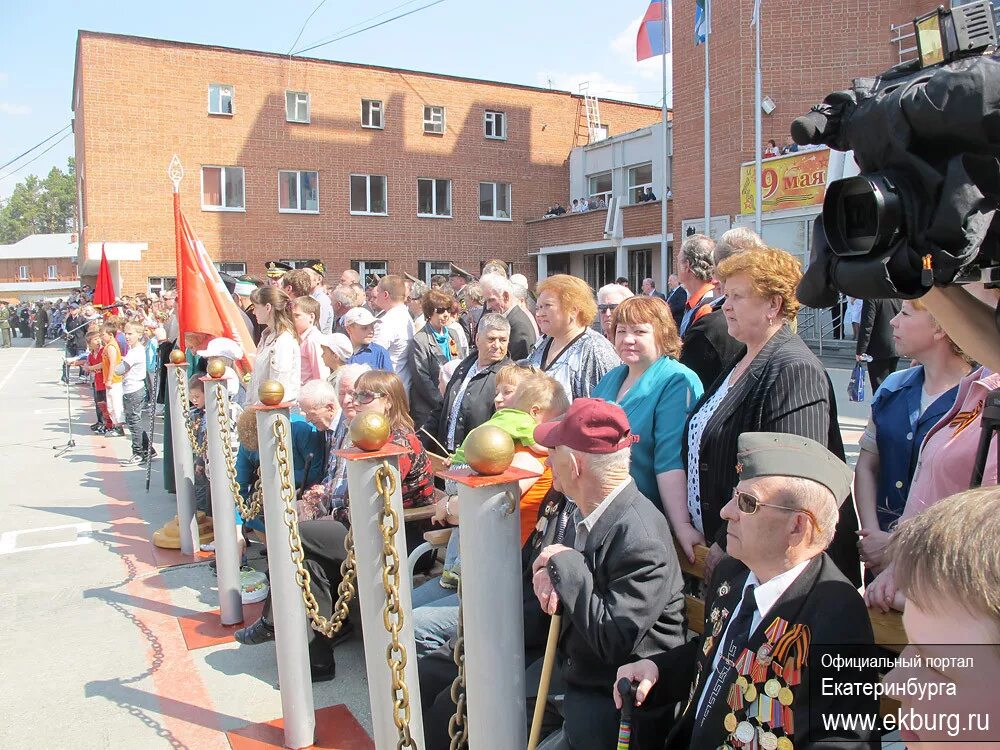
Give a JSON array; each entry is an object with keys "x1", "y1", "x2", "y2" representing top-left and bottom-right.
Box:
[
  {"x1": 187, "y1": 378, "x2": 211, "y2": 515},
  {"x1": 100, "y1": 323, "x2": 125, "y2": 436},
  {"x1": 319, "y1": 333, "x2": 352, "y2": 384},
  {"x1": 115, "y1": 322, "x2": 153, "y2": 464},
  {"x1": 293, "y1": 296, "x2": 329, "y2": 385},
  {"x1": 76, "y1": 331, "x2": 113, "y2": 434}
]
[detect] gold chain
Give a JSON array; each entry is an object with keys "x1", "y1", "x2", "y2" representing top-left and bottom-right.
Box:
[
  {"x1": 375, "y1": 462, "x2": 418, "y2": 750},
  {"x1": 174, "y1": 368, "x2": 205, "y2": 457},
  {"x1": 272, "y1": 418, "x2": 357, "y2": 638},
  {"x1": 214, "y1": 383, "x2": 263, "y2": 521},
  {"x1": 447, "y1": 580, "x2": 468, "y2": 749}
]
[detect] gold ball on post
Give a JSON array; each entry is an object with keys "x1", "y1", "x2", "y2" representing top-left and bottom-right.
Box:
[
  {"x1": 206, "y1": 357, "x2": 226, "y2": 379},
  {"x1": 168, "y1": 348, "x2": 186, "y2": 365},
  {"x1": 464, "y1": 425, "x2": 515, "y2": 476},
  {"x1": 259, "y1": 380, "x2": 285, "y2": 406},
  {"x1": 349, "y1": 412, "x2": 391, "y2": 452}
]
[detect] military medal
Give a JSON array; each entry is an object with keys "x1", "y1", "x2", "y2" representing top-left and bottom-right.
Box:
[
  {"x1": 735, "y1": 721, "x2": 755, "y2": 744},
  {"x1": 776, "y1": 737, "x2": 793, "y2": 750},
  {"x1": 736, "y1": 675, "x2": 749, "y2": 690},
  {"x1": 759, "y1": 729, "x2": 779, "y2": 750},
  {"x1": 764, "y1": 679, "x2": 781, "y2": 699},
  {"x1": 744, "y1": 682, "x2": 757, "y2": 702},
  {"x1": 756, "y1": 642, "x2": 774, "y2": 666},
  {"x1": 703, "y1": 636, "x2": 715, "y2": 655},
  {"x1": 718, "y1": 581, "x2": 731, "y2": 597},
  {"x1": 724, "y1": 713, "x2": 738, "y2": 733},
  {"x1": 778, "y1": 686, "x2": 793, "y2": 706}
]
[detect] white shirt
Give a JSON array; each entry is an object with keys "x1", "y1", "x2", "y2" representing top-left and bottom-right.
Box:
[
  {"x1": 571, "y1": 478, "x2": 632, "y2": 552},
  {"x1": 119, "y1": 344, "x2": 148, "y2": 394},
  {"x1": 372, "y1": 304, "x2": 414, "y2": 390},
  {"x1": 311, "y1": 288, "x2": 335, "y2": 335},
  {"x1": 686, "y1": 371, "x2": 734, "y2": 533},
  {"x1": 695, "y1": 559, "x2": 812, "y2": 717}
]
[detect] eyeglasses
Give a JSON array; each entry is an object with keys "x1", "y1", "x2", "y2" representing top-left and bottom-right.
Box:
[
  {"x1": 354, "y1": 389, "x2": 387, "y2": 405},
  {"x1": 598, "y1": 303, "x2": 619, "y2": 313},
  {"x1": 732, "y1": 489, "x2": 823, "y2": 534},
  {"x1": 433, "y1": 307, "x2": 450, "y2": 315}
]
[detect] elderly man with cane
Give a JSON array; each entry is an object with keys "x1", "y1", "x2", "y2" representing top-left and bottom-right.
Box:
[
  {"x1": 616, "y1": 433, "x2": 879, "y2": 750},
  {"x1": 530, "y1": 398, "x2": 686, "y2": 750}
]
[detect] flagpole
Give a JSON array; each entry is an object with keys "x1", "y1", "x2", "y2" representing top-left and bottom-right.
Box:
[
  {"x1": 703, "y1": 0, "x2": 711, "y2": 236},
  {"x1": 754, "y1": 0, "x2": 763, "y2": 234},
  {"x1": 660, "y1": 0, "x2": 669, "y2": 291},
  {"x1": 168, "y1": 155, "x2": 185, "y2": 346}
]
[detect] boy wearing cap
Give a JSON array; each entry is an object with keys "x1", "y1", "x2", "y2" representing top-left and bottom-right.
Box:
[
  {"x1": 531, "y1": 398, "x2": 686, "y2": 750},
  {"x1": 616, "y1": 432, "x2": 879, "y2": 750},
  {"x1": 343, "y1": 306, "x2": 391, "y2": 371}
]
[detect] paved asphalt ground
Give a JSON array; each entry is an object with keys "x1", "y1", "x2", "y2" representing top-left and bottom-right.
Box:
[{"x1": 0, "y1": 338, "x2": 885, "y2": 748}]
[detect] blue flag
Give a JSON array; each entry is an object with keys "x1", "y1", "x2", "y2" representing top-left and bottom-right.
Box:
[{"x1": 695, "y1": 0, "x2": 711, "y2": 45}]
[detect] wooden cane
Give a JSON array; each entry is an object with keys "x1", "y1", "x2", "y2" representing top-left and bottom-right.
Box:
[
  {"x1": 527, "y1": 611, "x2": 561, "y2": 750},
  {"x1": 419, "y1": 426, "x2": 452, "y2": 458}
]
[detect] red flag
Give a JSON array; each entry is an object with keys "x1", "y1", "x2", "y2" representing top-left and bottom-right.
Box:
[
  {"x1": 93, "y1": 245, "x2": 116, "y2": 307},
  {"x1": 174, "y1": 192, "x2": 256, "y2": 370}
]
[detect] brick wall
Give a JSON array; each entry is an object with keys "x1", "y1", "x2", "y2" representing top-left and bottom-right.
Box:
[
  {"x1": 75, "y1": 33, "x2": 662, "y2": 293},
  {"x1": 670, "y1": 0, "x2": 926, "y2": 241},
  {"x1": 526, "y1": 211, "x2": 609, "y2": 252},
  {"x1": 0, "y1": 257, "x2": 78, "y2": 282},
  {"x1": 621, "y1": 200, "x2": 666, "y2": 238}
]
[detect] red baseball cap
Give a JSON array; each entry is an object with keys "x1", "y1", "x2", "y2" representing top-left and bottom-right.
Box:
[{"x1": 533, "y1": 398, "x2": 638, "y2": 455}]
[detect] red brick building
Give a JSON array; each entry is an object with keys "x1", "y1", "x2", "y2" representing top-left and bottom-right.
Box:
[
  {"x1": 72, "y1": 31, "x2": 661, "y2": 294},
  {"x1": 669, "y1": 0, "x2": 927, "y2": 247},
  {"x1": 0, "y1": 233, "x2": 81, "y2": 301}
]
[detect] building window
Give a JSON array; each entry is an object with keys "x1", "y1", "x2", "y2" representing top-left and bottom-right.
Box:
[
  {"x1": 417, "y1": 178, "x2": 452, "y2": 218},
  {"x1": 584, "y1": 252, "x2": 616, "y2": 290},
  {"x1": 362, "y1": 99, "x2": 383, "y2": 129},
  {"x1": 201, "y1": 166, "x2": 246, "y2": 211},
  {"x1": 279, "y1": 170, "x2": 319, "y2": 213},
  {"x1": 350, "y1": 174, "x2": 387, "y2": 215},
  {"x1": 208, "y1": 84, "x2": 234, "y2": 115},
  {"x1": 351, "y1": 260, "x2": 388, "y2": 286},
  {"x1": 216, "y1": 262, "x2": 247, "y2": 276},
  {"x1": 18, "y1": 265, "x2": 28, "y2": 280},
  {"x1": 418, "y1": 261, "x2": 453, "y2": 285},
  {"x1": 285, "y1": 91, "x2": 310, "y2": 123},
  {"x1": 628, "y1": 163, "x2": 654, "y2": 204},
  {"x1": 423, "y1": 105, "x2": 445, "y2": 134},
  {"x1": 479, "y1": 182, "x2": 512, "y2": 220},
  {"x1": 484, "y1": 110, "x2": 506, "y2": 140},
  {"x1": 278, "y1": 259, "x2": 314, "y2": 270},
  {"x1": 148, "y1": 276, "x2": 177, "y2": 296},
  {"x1": 47, "y1": 264, "x2": 58, "y2": 280},
  {"x1": 589, "y1": 172, "x2": 613, "y2": 203},
  {"x1": 628, "y1": 248, "x2": 652, "y2": 293}
]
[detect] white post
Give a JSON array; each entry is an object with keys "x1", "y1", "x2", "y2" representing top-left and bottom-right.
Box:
[
  {"x1": 660, "y1": 0, "x2": 670, "y2": 289},
  {"x1": 165, "y1": 364, "x2": 198, "y2": 555},
  {"x1": 754, "y1": 0, "x2": 764, "y2": 235},
  {"x1": 204, "y1": 379, "x2": 243, "y2": 625},
  {"x1": 256, "y1": 404, "x2": 315, "y2": 750},
  {"x1": 342, "y1": 446, "x2": 425, "y2": 750},
  {"x1": 447, "y1": 468, "x2": 534, "y2": 749}
]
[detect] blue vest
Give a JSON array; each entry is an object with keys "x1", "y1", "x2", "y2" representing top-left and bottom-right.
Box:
[{"x1": 871, "y1": 366, "x2": 957, "y2": 530}]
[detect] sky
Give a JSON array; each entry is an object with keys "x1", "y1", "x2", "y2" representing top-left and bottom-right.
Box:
[{"x1": 0, "y1": 0, "x2": 673, "y2": 201}]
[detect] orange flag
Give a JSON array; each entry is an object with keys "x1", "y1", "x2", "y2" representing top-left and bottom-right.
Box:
[{"x1": 174, "y1": 193, "x2": 256, "y2": 370}]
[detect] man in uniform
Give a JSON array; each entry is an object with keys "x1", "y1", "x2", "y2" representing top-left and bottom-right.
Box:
[
  {"x1": 264, "y1": 260, "x2": 292, "y2": 287},
  {"x1": 616, "y1": 432, "x2": 879, "y2": 750},
  {"x1": 34, "y1": 301, "x2": 49, "y2": 347},
  {"x1": 305, "y1": 259, "x2": 334, "y2": 334},
  {"x1": 0, "y1": 301, "x2": 11, "y2": 348}
]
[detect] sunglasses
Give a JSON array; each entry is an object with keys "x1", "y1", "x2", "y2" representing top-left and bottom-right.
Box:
[
  {"x1": 732, "y1": 489, "x2": 823, "y2": 534},
  {"x1": 598, "y1": 303, "x2": 619, "y2": 313},
  {"x1": 354, "y1": 389, "x2": 387, "y2": 405},
  {"x1": 433, "y1": 307, "x2": 450, "y2": 315}
]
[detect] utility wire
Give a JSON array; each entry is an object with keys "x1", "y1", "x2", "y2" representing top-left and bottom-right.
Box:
[
  {"x1": 287, "y1": 0, "x2": 331, "y2": 56},
  {"x1": 293, "y1": 0, "x2": 448, "y2": 55},
  {"x1": 297, "y1": 0, "x2": 425, "y2": 51},
  {"x1": 0, "y1": 124, "x2": 71, "y2": 173},
  {"x1": 0, "y1": 131, "x2": 72, "y2": 182}
]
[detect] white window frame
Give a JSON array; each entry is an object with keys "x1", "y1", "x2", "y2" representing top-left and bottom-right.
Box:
[
  {"x1": 18, "y1": 265, "x2": 29, "y2": 281},
  {"x1": 148, "y1": 276, "x2": 177, "y2": 296},
  {"x1": 215, "y1": 262, "x2": 247, "y2": 277},
  {"x1": 285, "y1": 91, "x2": 310, "y2": 123},
  {"x1": 47, "y1": 264, "x2": 58, "y2": 280},
  {"x1": 208, "y1": 83, "x2": 234, "y2": 116},
  {"x1": 361, "y1": 99, "x2": 384, "y2": 129},
  {"x1": 627, "y1": 163, "x2": 654, "y2": 204},
  {"x1": 484, "y1": 110, "x2": 506, "y2": 140},
  {"x1": 351, "y1": 260, "x2": 388, "y2": 285},
  {"x1": 349, "y1": 174, "x2": 388, "y2": 216},
  {"x1": 417, "y1": 178, "x2": 452, "y2": 218},
  {"x1": 201, "y1": 166, "x2": 246, "y2": 212},
  {"x1": 278, "y1": 170, "x2": 320, "y2": 214},
  {"x1": 423, "y1": 105, "x2": 445, "y2": 134},
  {"x1": 418, "y1": 261, "x2": 453, "y2": 285},
  {"x1": 588, "y1": 172, "x2": 613, "y2": 204},
  {"x1": 478, "y1": 181, "x2": 512, "y2": 221}
]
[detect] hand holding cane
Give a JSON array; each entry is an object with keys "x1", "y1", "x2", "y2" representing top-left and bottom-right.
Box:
[{"x1": 615, "y1": 678, "x2": 637, "y2": 750}]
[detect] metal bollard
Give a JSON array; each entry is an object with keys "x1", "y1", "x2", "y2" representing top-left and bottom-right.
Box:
[
  {"x1": 444, "y1": 466, "x2": 538, "y2": 749},
  {"x1": 164, "y1": 364, "x2": 198, "y2": 555},
  {"x1": 256, "y1": 402, "x2": 315, "y2": 749},
  {"x1": 204, "y1": 380, "x2": 243, "y2": 626},
  {"x1": 340, "y1": 444, "x2": 425, "y2": 750}
]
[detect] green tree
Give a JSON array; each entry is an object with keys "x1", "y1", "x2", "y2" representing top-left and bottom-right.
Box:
[{"x1": 0, "y1": 158, "x2": 76, "y2": 243}]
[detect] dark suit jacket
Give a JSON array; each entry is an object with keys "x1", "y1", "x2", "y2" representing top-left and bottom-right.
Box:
[
  {"x1": 546, "y1": 480, "x2": 687, "y2": 749},
  {"x1": 856, "y1": 298, "x2": 901, "y2": 360},
  {"x1": 426, "y1": 354, "x2": 510, "y2": 452},
  {"x1": 646, "y1": 554, "x2": 879, "y2": 750},
  {"x1": 666, "y1": 286, "x2": 688, "y2": 327},
  {"x1": 407, "y1": 324, "x2": 450, "y2": 432},
  {"x1": 681, "y1": 326, "x2": 862, "y2": 585},
  {"x1": 679, "y1": 299, "x2": 742, "y2": 391},
  {"x1": 506, "y1": 304, "x2": 537, "y2": 362}
]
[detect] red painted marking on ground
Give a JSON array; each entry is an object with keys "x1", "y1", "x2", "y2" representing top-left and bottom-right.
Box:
[
  {"x1": 178, "y1": 601, "x2": 265, "y2": 650},
  {"x1": 226, "y1": 704, "x2": 373, "y2": 750}
]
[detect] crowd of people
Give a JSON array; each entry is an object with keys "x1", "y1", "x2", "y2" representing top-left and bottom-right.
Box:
[{"x1": 49, "y1": 234, "x2": 998, "y2": 749}]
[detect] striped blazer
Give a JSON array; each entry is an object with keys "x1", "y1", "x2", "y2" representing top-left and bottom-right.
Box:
[{"x1": 682, "y1": 325, "x2": 862, "y2": 585}]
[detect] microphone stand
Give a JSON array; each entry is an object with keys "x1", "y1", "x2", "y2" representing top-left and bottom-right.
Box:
[{"x1": 52, "y1": 318, "x2": 99, "y2": 457}]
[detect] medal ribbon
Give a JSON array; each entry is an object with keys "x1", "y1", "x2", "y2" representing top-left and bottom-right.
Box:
[
  {"x1": 727, "y1": 683, "x2": 745, "y2": 711},
  {"x1": 764, "y1": 617, "x2": 789, "y2": 643},
  {"x1": 736, "y1": 648, "x2": 754, "y2": 675},
  {"x1": 758, "y1": 696, "x2": 774, "y2": 724},
  {"x1": 772, "y1": 624, "x2": 811, "y2": 669}
]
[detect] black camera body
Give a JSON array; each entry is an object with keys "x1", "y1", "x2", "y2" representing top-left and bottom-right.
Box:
[{"x1": 795, "y1": 2, "x2": 1000, "y2": 308}]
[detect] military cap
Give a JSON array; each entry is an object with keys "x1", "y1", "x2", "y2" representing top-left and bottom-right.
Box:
[
  {"x1": 264, "y1": 260, "x2": 292, "y2": 278},
  {"x1": 305, "y1": 259, "x2": 326, "y2": 276},
  {"x1": 234, "y1": 275, "x2": 260, "y2": 297},
  {"x1": 736, "y1": 432, "x2": 852, "y2": 507}
]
